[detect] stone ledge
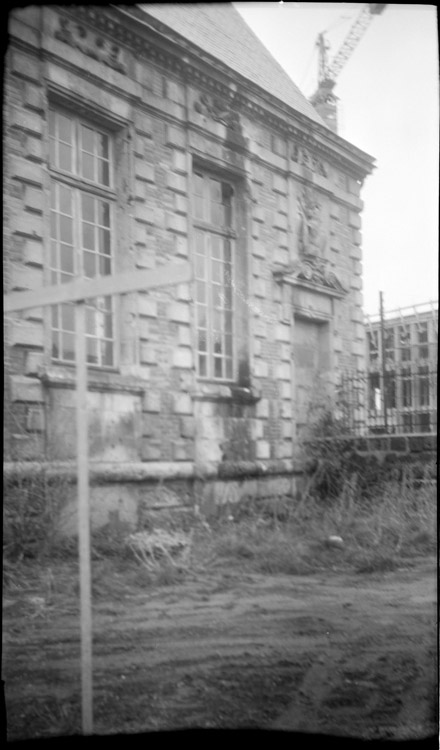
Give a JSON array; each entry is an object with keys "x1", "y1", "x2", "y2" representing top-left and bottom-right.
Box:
[{"x1": 39, "y1": 367, "x2": 147, "y2": 395}]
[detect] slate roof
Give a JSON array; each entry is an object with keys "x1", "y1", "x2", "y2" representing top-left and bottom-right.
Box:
[{"x1": 138, "y1": 3, "x2": 327, "y2": 127}]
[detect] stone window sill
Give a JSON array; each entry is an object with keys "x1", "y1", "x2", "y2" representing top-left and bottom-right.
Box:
[
  {"x1": 192, "y1": 381, "x2": 261, "y2": 405},
  {"x1": 38, "y1": 367, "x2": 146, "y2": 395}
]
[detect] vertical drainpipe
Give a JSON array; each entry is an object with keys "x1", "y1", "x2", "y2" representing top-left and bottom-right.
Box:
[{"x1": 380, "y1": 290, "x2": 388, "y2": 433}]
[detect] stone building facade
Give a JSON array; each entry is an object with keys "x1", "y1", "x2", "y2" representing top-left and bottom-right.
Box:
[{"x1": 4, "y1": 5, "x2": 375, "y2": 522}]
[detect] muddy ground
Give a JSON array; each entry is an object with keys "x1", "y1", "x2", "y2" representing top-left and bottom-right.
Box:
[{"x1": 3, "y1": 555, "x2": 437, "y2": 741}]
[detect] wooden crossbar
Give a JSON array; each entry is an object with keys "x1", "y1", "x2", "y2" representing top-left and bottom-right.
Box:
[{"x1": 4, "y1": 262, "x2": 192, "y2": 313}]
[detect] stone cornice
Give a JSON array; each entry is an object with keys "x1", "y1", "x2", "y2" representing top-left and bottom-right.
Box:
[{"x1": 52, "y1": 5, "x2": 375, "y2": 180}]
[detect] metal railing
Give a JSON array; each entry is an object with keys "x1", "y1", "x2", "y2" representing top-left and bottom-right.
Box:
[{"x1": 333, "y1": 366, "x2": 437, "y2": 436}]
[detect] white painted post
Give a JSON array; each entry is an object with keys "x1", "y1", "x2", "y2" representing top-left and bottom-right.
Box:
[{"x1": 76, "y1": 300, "x2": 93, "y2": 734}]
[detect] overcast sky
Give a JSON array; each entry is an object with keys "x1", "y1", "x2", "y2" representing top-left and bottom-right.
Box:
[{"x1": 234, "y1": 2, "x2": 439, "y2": 317}]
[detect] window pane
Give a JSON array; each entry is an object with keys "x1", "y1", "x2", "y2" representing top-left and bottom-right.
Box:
[
  {"x1": 197, "y1": 305, "x2": 207, "y2": 329},
  {"x1": 194, "y1": 196, "x2": 204, "y2": 220},
  {"x1": 104, "y1": 314, "x2": 113, "y2": 339},
  {"x1": 84, "y1": 251, "x2": 96, "y2": 278},
  {"x1": 98, "y1": 201, "x2": 110, "y2": 228},
  {"x1": 49, "y1": 140, "x2": 56, "y2": 168},
  {"x1": 210, "y1": 179, "x2": 221, "y2": 203},
  {"x1": 61, "y1": 304, "x2": 75, "y2": 332},
  {"x1": 225, "y1": 358, "x2": 233, "y2": 380},
  {"x1": 60, "y1": 215, "x2": 73, "y2": 244},
  {"x1": 99, "y1": 255, "x2": 112, "y2": 276},
  {"x1": 49, "y1": 111, "x2": 56, "y2": 137},
  {"x1": 82, "y1": 195, "x2": 95, "y2": 223},
  {"x1": 198, "y1": 355, "x2": 207, "y2": 377},
  {"x1": 211, "y1": 235, "x2": 222, "y2": 259},
  {"x1": 62, "y1": 333, "x2": 75, "y2": 361},
  {"x1": 82, "y1": 153, "x2": 94, "y2": 181},
  {"x1": 59, "y1": 143, "x2": 72, "y2": 172},
  {"x1": 214, "y1": 357, "x2": 223, "y2": 378},
  {"x1": 60, "y1": 244, "x2": 74, "y2": 274},
  {"x1": 58, "y1": 115, "x2": 73, "y2": 144},
  {"x1": 195, "y1": 231, "x2": 205, "y2": 255},
  {"x1": 98, "y1": 160, "x2": 110, "y2": 186},
  {"x1": 86, "y1": 308, "x2": 95, "y2": 335},
  {"x1": 97, "y1": 133, "x2": 109, "y2": 159},
  {"x1": 83, "y1": 223, "x2": 95, "y2": 250},
  {"x1": 59, "y1": 185, "x2": 72, "y2": 215},
  {"x1": 50, "y1": 212, "x2": 58, "y2": 240},
  {"x1": 198, "y1": 330, "x2": 207, "y2": 352},
  {"x1": 81, "y1": 126, "x2": 95, "y2": 153},
  {"x1": 99, "y1": 228, "x2": 111, "y2": 255},
  {"x1": 212, "y1": 260, "x2": 222, "y2": 283},
  {"x1": 51, "y1": 332, "x2": 59, "y2": 359},
  {"x1": 225, "y1": 335, "x2": 232, "y2": 356},
  {"x1": 196, "y1": 281, "x2": 206, "y2": 304},
  {"x1": 86, "y1": 337, "x2": 98, "y2": 364},
  {"x1": 193, "y1": 174, "x2": 204, "y2": 196},
  {"x1": 213, "y1": 334, "x2": 222, "y2": 355},
  {"x1": 212, "y1": 286, "x2": 222, "y2": 308},
  {"x1": 195, "y1": 255, "x2": 206, "y2": 279},
  {"x1": 52, "y1": 306, "x2": 59, "y2": 328},
  {"x1": 101, "y1": 340, "x2": 113, "y2": 367}
]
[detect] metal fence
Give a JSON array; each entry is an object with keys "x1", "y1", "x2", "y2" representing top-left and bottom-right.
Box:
[{"x1": 333, "y1": 366, "x2": 437, "y2": 436}]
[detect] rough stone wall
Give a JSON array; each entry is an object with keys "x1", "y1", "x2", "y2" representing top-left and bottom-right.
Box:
[{"x1": 4, "y1": 6, "x2": 370, "y2": 479}]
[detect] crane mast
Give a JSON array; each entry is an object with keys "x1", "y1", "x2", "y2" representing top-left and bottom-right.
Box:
[{"x1": 310, "y1": 4, "x2": 386, "y2": 133}]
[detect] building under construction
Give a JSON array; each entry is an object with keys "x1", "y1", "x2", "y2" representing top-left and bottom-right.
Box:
[{"x1": 364, "y1": 302, "x2": 438, "y2": 434}]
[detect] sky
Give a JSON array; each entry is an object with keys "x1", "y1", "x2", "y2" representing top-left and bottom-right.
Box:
[{"x1": 234, "y1": 2, "x2": 439, "y2": 317}]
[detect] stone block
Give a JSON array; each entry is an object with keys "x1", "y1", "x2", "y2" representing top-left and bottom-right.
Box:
[
  {"x1": 172, "y1": 150, "x2": 187, "y2": 173},
  {"x1": 138, "y1": 296, "x2": 157, "y2": 318},
  {"x1": 10, "y1": 264, "x2": 43, "y2": 290},
  {"x1": 282, "y1": 420, "x2": 293, "y2": 439},
  {"x1": 352, "y1": 229, "x2": 362, "y2": 247},
  {"x1": 173, "y1": 393, "x2": 192, "y2": 414},
  {"x1": 256, "y1": 440, "x2": 270, "y2": 459},
  {"x1": 272, "y1": 174, "x2": 287, "y2": 194},
  {"x1": 253, "y1": 278, "x2": 266, "y2": 298},
  {"x1": 26, "y1": 405, "x2": 45, "y2": 432},
  {"x1": 276, "y1": 362, "x2": 291, "y2": 381},
  {"x1": 274, "y1": 247, "x2": 289, "y2": 265},
  {"x1": 250, "y1": 419, "x2": 264, "y2": 440},
  {"x1": 12, "y1": 212, "x2": 43, "y2": 239},
  {"x1": 24, "y1": 136, "x2": 44, "y2": 162},
  {"x1": 350, "y1": 275, "x2": 363, "y2": 291},
  {"x1": 141, "y1": 439, "x2": 162, "y2": 461},
  {"x1": 173, "y1": 195, "x2": 188, "y2": 215},
  {"x1": 10, "y1": 106, "x2": 43, "y2": 135},
  {"x1": 9, "y1": 321, "x2": 44, "y2": 348},
  {"x1": 178, "y1": 325, "x2": 192, "y2": 346},
  {"x1": 165, "y1": 125, "x2": 186, "y2": 149},
  {"x1": 134, "y1": 111, "x2": 153, "y2": 136},
  {"x1": 252, "y1": 241, "x2": 266, "y2": 259},
  {"x1": 172, "y1": 440, "x2": 194, "y2": 461},
  {"x1": 276, "y1": 324, "x2": 290, "y2": 343},
  {"x1": 135, "y1": 159, "x2": 155, "y2": 182},
  {"x1": 10, "y1": 375, "x2": 43, "y2": 403},
  {"x1": 142, "y1": 391, "x2": 161, "y2": 413},
  {"x1": 174, "y1": 235, "x2": 189, "y2": 258},
  {"x1": 256, "y1": 398, "x2": 269, "y2": 418},
  {"x1": 166, "y1": 172, "x2": 187, "y2": 194},
  {"x1": 280, "y1": 382, "x2": 291, "y2": 399},
  {"x1": 11, "y1": 51, "x2": 41, "y2": 82},
  {"x1": 251, "y1": 220, "x2": 260, "y2": 239},
  {"x1": 172, "y1": 348, "x2": 193, "y2": 369},
  {"x1": 329, "y1": 202, "x2": 340, "y2": 220},
  {"x1": 134, "y1": 204, "x2": 155, "y2": 225},
  {"x1": 348, "y1": 211, "x2": 361, "y2": 229},
  {"x1": 254, "y1": 359, "x2": 269, "y2": 378},
  {"x1": 24, "y1": 186, "x2": 44, "y2": 213},
  {"x1": 281, "y1": 401, "x2": 292, "y2": 418},
  {"x1": 10, "y1": 156, "x2": 43, "y2": 185},
  {"x1": 273, "y1": 212, "x2": 288, "y2": 230},
  {"x1": 253, "y1": 205, "x2": 265, "y2": 223},
  {"x1": 136, "y1": 246, "x2": 156, "y2": 269},
  {"x1": 25, "y1": 350, "x2": 44, "y2": 375},
  {"x1": 169, "y1": 302, "x2": 190, "y2": 324},
  {"x1": 140, "y1": 343, "x2": 156, "y2": 365},
  {"x1": 180, "y1": 416, "x2": 195, "y2": 438}
]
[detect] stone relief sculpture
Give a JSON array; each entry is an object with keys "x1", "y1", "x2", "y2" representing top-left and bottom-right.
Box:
[
  {"x1": 297, "y1": 186, "x2": 328, "y2": 258},
  {"x1": 194, "y1": 92, "x2": 241, "y2": 132},
  {"x1": 292, "y1": 144, "x2": 327, "y2": 177}
]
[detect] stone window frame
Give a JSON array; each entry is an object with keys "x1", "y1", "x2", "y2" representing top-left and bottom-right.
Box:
[{"x1": 44, "y1": 86, "x2": 129, "y2": 375}]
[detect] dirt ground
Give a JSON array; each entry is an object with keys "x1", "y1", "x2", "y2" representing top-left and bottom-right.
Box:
[{"x1": 3, "y1": 555, "x2": 438, "y2": 741}]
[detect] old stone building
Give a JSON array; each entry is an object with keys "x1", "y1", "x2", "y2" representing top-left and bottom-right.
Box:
[{"x1": 4, "y1": 5, "x2": 375, "y2": 523}]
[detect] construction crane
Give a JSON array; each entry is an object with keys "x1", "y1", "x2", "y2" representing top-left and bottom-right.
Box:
[{"x1": 310, "y1": 4, "x2": 386, "y2": 133}]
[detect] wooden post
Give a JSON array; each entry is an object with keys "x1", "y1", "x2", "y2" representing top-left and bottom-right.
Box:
[
  {"x1": 76, "y1": 300, "x2": 93, "y2": 734},
  {"x1": 379, "y1": 291, "x2": 388, "y2": 433}
]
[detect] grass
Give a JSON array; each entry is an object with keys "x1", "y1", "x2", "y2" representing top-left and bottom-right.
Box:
[{"x1": 3, "y1": 463, "x2": 436, "y2": 589}]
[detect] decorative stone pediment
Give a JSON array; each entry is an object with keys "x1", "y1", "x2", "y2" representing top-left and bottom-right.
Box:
[
  {"x1": 54, "y1": 15, "x2": 126, "y2": 74},
  {"x1": 273, "y1": 255, "x2": 347, "y2": 298}
]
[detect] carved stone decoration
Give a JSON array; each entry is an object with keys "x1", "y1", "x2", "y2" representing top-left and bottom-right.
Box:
[
  {"x1": 194, "y1": 92, "x2": 241, "y2": 132},
  {"x1": 297, "y1": 186, "x2": 328, "y2": 258},
  {"x1": 54, "y1": 16, "x2": 126, "y2": 74},
  {"x1": 273, "y1": 257, "x2": 347, "y2": 297},
  {"x1": 292, "y1": 144, "x2": 327, "y2": 177}
]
